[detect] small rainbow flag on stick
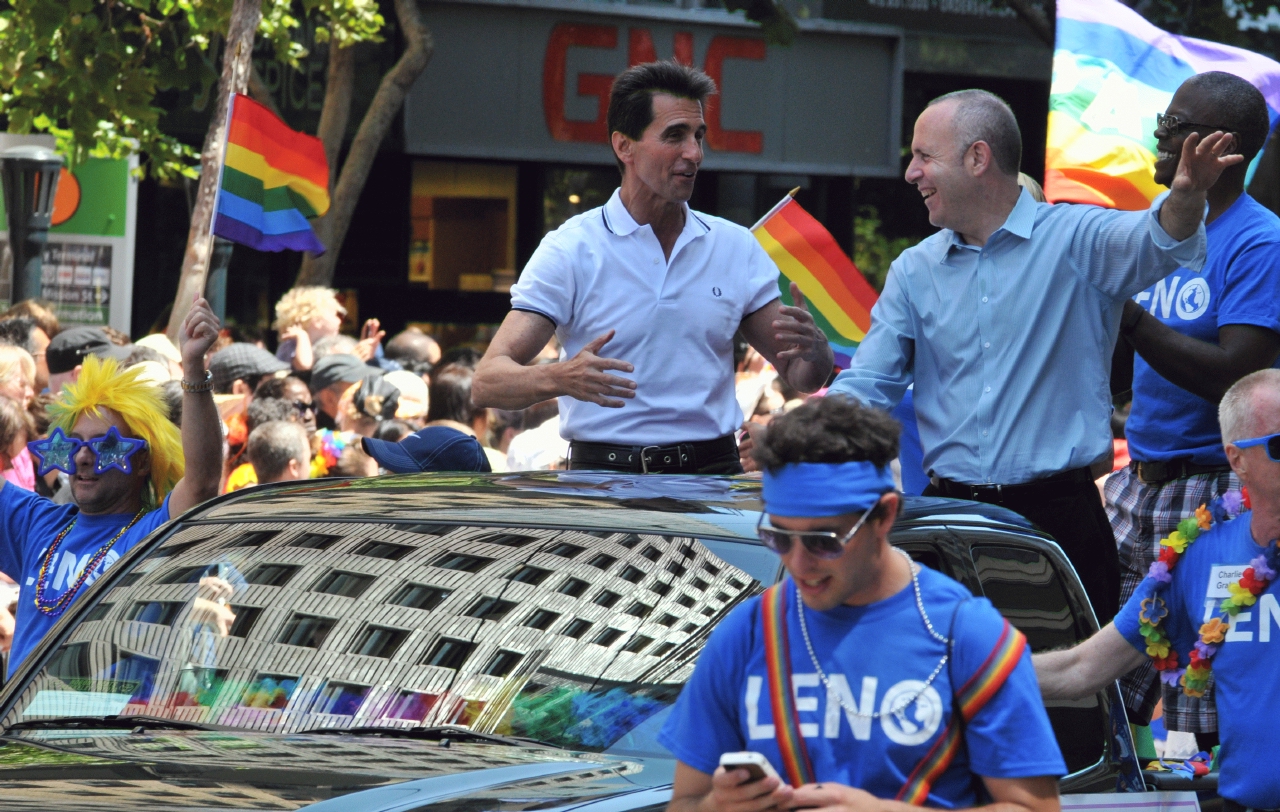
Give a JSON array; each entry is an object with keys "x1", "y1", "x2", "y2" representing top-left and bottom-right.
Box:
[
  {"x1": 752, "y1": 191, "x2": 878, "y2": 369},
  {"x1": 1049, "y1": 0, "x2": 1280, "y2": 210},
  {"x1": 212, "y1": 93, "x2": 330, "y2": 253}
]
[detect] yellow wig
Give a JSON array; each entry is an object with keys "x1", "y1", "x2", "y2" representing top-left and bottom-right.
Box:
[{"x1": 48, "y1": 355, "x2": 184, "y2": 504}]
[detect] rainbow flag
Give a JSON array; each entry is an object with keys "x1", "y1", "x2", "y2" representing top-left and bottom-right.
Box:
[
  {"x1": 1049, "y1": 0, "x2": 1280, "y2": 210},
  {"x1": 752, "y1": 194, "x2": 878, "y2": 369},
  {"x1": 213, "y1": 93, "x2": 330, "y2": 253}
]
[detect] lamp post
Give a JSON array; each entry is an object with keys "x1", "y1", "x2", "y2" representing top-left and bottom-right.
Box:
[{"x1": 0, "y1": 145, "x2": 63, "y2": 304}]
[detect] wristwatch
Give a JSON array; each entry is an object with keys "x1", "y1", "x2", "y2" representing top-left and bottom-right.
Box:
[{"x1": 181, "y1": 370, "x2": 214, "y2": 393}]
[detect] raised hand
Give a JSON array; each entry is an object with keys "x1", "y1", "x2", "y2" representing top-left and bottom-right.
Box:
[
  {"x1": 554, "y1": 330, "x2": 636, "y2": 408},
  {"x1": 1172, "y1": 130, "x2": 1244, "y2": 195},
  {"x1": 354, "y1": 318, "x2": 385, "y2": 362},
  {"x1": 179, "y1": 296, "x2": 221, "y2": 371},
  {"x1": 774, "y1": 282, "x2": 829, "y2": 364}
]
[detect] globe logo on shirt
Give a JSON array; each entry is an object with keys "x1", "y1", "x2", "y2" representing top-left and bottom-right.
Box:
[
  {"x1": 713, "y1": 287, "x2": 722, "y2": 297},
  {"x1": 878, "y1": 682, "x2": 944, "y2": 745},
  {"x1": 1175, "y1": 277, "x2": 1211, "y2": 321}
]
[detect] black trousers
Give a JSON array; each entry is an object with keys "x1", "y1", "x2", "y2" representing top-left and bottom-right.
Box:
[{"x1": 924, "y1": 479, "x2": 1120, "y2": 623}]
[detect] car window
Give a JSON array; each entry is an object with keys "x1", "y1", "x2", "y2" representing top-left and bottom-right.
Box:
[
  {"x1": 970, "y1": 543, "x2": 1105, "y2": 775},
  {"x1": 2, "y1": 522, "x2": 769, "y2": 759}
]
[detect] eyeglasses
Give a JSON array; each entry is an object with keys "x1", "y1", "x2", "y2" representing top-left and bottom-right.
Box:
[
  {"x1": 1232, "y1": 432, "x2": 1280, "y2": 462},
  {"x1": 1155, "y1": 113, "x2": 1230, "y2": 136},
  {"x1": 757, "y1": 507, "x2": 874, "y2": 560},
  {"x1": 27, "y1": 426, "x2": 149, "y2": 477},
  {"x1": 291, "y1": 400, "x2": 315, "y2": 415}
]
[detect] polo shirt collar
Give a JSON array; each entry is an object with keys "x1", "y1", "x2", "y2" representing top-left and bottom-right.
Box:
[{"x1": 602, "y1": 188, "x2": 710, "y2": 240}]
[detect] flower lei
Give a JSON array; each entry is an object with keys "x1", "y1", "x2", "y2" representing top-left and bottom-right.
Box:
[{"x1": 1139, "y1": 488, "x2": 1280, "y2": 697}]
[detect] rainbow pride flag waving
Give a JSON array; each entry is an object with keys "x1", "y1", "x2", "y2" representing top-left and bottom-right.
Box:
[
  {"x1": 213, "y1": 94, "x2": 330, "y2": 253},
  {"x1": 752, "y1": 193, "x2": 878, "y2": 369},
  {"x1": 1049, "y1": 0, "x2": 1280, "y2": 210}
]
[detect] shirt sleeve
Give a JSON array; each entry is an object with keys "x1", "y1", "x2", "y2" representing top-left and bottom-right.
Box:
[
  {"x1": 1217, "y1": 241, "x2": 1280, "y2": 332},
  {"x1": 657, "y1": 602, "x2": 755, "y2": 774},
  {"x1": 1113, "y1": 576, "x2": 1157, "y2": 654},
  {"x1": 1068, "y1": 193, "x2": 1207, "y2": 300},
  {"x1": 509, "y1": 235, "x2": 576, "y2": 328},
  {"x1": 951, "y1": 598, "x2": 1067, "y2": 779},
  {"x1": 743, "y1": 239, "x2": 782, "y2": 317},
  {"x1": 0, "y1": 481, "x2": 70, "y2": 583},
  {"x1": 825, "y1": 261, "x2": 915, "y2": 410}
]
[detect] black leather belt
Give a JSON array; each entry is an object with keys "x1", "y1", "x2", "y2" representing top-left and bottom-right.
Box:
[
  {"x1": 569, "y1": 434, "x2": 737, "y2": 474},
  {"x1": 1131, "y1": 458, "x2": 1231, "y2": 485},
  {"x1": 932, "y1": 466, "x2": 1095, "y2": 504}
]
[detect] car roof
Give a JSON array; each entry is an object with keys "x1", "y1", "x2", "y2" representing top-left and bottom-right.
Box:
[{"x1": 194, "y1": 472, "x2": 1035, "y2": 540}]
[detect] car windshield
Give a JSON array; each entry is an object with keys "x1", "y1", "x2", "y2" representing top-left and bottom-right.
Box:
[{"x1": 1, "y1": 520, "x2": 779, "y2": 759}]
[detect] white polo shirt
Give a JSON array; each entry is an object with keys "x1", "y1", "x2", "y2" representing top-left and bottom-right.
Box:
[{"x1": 510, "y1": 189, "x2": 780, "y2": 445}]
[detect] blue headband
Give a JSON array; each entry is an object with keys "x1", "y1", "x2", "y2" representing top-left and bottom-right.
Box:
[{"x1": 762, "y1": 461, "x2": 895, "y2": 517}]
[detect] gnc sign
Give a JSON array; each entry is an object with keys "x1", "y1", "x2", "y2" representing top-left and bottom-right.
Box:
[
  {"x1": 543, "y1": 24, "x2": 765, "y2": 153},
  {"x1": 405, "y1": 1, "x2": 902, "y2": 178}
]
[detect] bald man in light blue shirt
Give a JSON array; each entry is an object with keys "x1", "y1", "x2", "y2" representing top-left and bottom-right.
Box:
[{"x1": 828, "y1": 89, "x2": 1239, "y2": 620}]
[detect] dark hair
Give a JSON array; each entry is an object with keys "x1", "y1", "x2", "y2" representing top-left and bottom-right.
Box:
[
  {"x1": 607, "y1": 61, "x2": 717, "y2": 175},
  {"x1": 374, "y1": 419, "x2": 415, "y2": 442},
  {"x1": 755, "y1": 396, "x2": 902, "y2": 521},
  {"x1": 0, "y1": 316, "x2": 37, "y2": 355},
  {"x1": 927, "y1": 89, "x2": 1022, "y2": 176},
  {"x1": 435, "y1": 345, "x2": 483, "y2": 371},
  {"x1": 160, "y1": 381, "x2": 183, "y2": 428},
  {"x1": 1186, "y1": 71, "x2": 1272, "y2": 162},
  {"x1": 427, "y1": 363, "x2": 482, "y2": 424},
  {"x1": 254, "y1": 374, "x2": 307, "y2": 401},
  {"x1": 123, "y1": 345, "x2": 167, "y2": 368},
  {"x1": 2, "y1": 300, "x2": 60, "y2": 338},
  {"x1": 247, "y1": 397, "x2": 297, "y2": 433}
]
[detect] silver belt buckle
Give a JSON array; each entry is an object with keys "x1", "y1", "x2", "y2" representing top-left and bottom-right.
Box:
[{"x1": 640, "y1": 446, "x2": 660, "y2": 474}]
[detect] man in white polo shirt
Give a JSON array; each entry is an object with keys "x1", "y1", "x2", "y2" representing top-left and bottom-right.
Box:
[{"x1": 473, "y1": 61, "x2": 832, "y2": 474}]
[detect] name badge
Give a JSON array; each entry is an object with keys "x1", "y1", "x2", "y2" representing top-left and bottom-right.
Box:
[{"x1": 1206, "y1": 564, "x2": 1247, "y2": 599}]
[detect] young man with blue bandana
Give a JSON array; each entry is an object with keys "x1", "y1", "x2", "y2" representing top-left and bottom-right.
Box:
[
  {"x1": 1036, "y1": 369, "x2": 1280, "y2": 812},
  {"x1": 660, "y1": 397, "x2": 1065, "y2": 812},
  {"x1": 0, "y1": 299, "x2": 224, "y2": 674}
]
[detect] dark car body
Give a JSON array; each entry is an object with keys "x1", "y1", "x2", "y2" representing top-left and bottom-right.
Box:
[{"x1": 0, "y1": 473, "x2": 1145, "y2": 810}]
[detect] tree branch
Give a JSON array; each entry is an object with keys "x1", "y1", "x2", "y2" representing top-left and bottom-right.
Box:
[
  {"x1": 248, "y1": 60, "x2": 284, "y2": 118},
  {"x1": 296, "y1": 42, "x2": 356, "y2": 285},
  {"x1": 295, "y1": 0, "x2": 433, "y2": 287}
]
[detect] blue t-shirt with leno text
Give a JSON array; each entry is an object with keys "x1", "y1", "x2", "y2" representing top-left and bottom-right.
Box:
[
  {"x1": 1126, "y1": 194, "x2": 1280, "y2": 464},
  {"x1": 0, "y1": 481, "x2": 171, "y2": 672},
  {"x1": 1115, "y1": 511, "x2": 1280, "y2": 808},
  {"x1": 657, "y1": 567, "x2": 1065, "y2": 807}
]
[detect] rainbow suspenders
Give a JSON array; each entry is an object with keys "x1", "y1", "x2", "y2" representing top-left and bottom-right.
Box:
[{"x1": 759, "y1": 581, "x2": 1027, "y2": 804}]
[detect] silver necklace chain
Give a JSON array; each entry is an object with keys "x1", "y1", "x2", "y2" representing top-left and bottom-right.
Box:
[{"x1": 795, "y1": 548, "x2": 950, "y2": 720}]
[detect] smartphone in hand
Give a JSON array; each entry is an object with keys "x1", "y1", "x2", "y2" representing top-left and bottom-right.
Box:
[{"x1": 719, "y1": 751, "x2": 781, "y2": 784}]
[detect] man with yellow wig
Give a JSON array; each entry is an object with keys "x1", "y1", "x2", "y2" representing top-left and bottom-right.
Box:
[{"x1": 0, "y1": 299, "x2": 223, "y2": 672}]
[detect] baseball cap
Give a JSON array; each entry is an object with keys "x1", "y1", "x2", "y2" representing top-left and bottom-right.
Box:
[
  {"x1": 209, "y1": 343, "x2": 290, "y2": 392},
  {"x1": 361, "y1": 426, "x2": 492, "y2": 474},
  {"x1": 384, "y1": 370, "x2": 428, "y2": 420},
  {"x1": 46, "y1": 326, "x2": 130, "y2": 374},
  {"x1": 310, "y1": 353, "x2": 376, "y2": 394}
]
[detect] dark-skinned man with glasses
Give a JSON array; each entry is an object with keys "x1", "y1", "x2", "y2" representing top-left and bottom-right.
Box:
[
  {"x1": 1106, "y1": 72, "x2": 1280, "y2": 754},
  {"x1": 1036, "y1": 369, "x2": 1280, "y2": 812},
  {"x1": 661, "y1": 396, "x2": 1065, "y2": 812}
]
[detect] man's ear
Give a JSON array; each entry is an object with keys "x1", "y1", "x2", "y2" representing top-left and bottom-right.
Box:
[
  {"x1": 967, "y1": 141, "x2": 995, "y2": 177},
  {"x1": 231, "y1": 379, "x2": 252, "y2": 397},
  {"x1": 1226, "y1": 442, "x2": 1247, "y2": 479},
  {"x1": 132, "y1": 447, "x2": 152, "y2": 480},
  {"x1": 611, "y1": 131, "x2": 634, "y2": 170},
  {"x1": 289, "y1": 457, "x2": 305, "y2": 480},
  {"x1": 873, "y1": 491, "x2": 900, "y2": 538}
]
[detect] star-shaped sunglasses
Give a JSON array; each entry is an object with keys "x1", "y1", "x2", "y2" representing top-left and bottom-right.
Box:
[{"x1": 27, "y1": 427, "x2": 149, "y2": 477}]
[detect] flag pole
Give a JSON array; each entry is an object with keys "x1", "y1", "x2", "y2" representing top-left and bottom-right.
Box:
[
  {"x1": 207, "y1": 92, "x2": 236, "y2": 238},
  {"x1": 749, "y1": 187, "x2": 801, "y2": 232}
]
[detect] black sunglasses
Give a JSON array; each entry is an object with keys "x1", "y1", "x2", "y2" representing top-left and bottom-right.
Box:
[
  {"x1": 1232, "y1": 432, "x2": 1280, "y2": 462},
  {"x1": 757, "y1": 506, "x2": 874, "y2": 560},
  {"x1": 291, "y1": 400, "x2": 315, "y2": 415},
  {"x1": 1155, "y1": 113, "x2": 1231, "y2": 136}
]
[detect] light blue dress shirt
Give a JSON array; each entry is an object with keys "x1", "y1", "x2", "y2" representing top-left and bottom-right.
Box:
[{"x1": 828, "y1": 189, "x2": 1206, "y2": 486}]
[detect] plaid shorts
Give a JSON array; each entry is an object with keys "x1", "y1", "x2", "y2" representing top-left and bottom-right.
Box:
[{"x1": 1105, "y1": 464, "x2": 1238, "y2": 733}]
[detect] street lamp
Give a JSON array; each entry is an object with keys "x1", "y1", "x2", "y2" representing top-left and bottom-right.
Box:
[{"x1": 0, "y1": 145, "x2": 63, "y2": 304}]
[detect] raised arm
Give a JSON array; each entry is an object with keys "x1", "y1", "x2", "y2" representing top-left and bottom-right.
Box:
[
  {"x1": 1032, "y1": 623, "x2": 1146, "y2": 701},
  {"x1": 472, "y1": 311, "x2": 636, "y2": 411},
  {"x1": 739, "y1": 283, "x2": 834, "y2": 395},
  {"x1": 168, "y1": 298, "x2": 224, "y2": 517}
]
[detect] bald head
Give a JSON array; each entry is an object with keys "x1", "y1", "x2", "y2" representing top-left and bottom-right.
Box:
[
  {"x1": 1220, "y1": 368, "x2": 1280, "y2": 444},
  {"x1": 385, "y1": 330, "x2": 441, "y2": 365},
  {"x1": 927, "y1": 90, "x2": 1022, "y2": 177}
]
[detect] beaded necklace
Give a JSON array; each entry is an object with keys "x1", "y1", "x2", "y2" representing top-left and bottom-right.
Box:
[
  {"x1": 33, "y1": 507, "x2": 147, "y2": 617},
  {"x1": 1138, "y1": 488, "x2": 1279, "y2": 697}
]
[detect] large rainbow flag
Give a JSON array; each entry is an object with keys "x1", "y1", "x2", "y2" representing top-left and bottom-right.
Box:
[
  {"x1": 752, "y1": 193, "x2": 878, "y2": 369},
  {"x1": 213, "y1": 94, "x2": 330, "y2": 253},
  {"x1": 1049, "y1": 0, "x2": 1280, "y2": 210}
]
